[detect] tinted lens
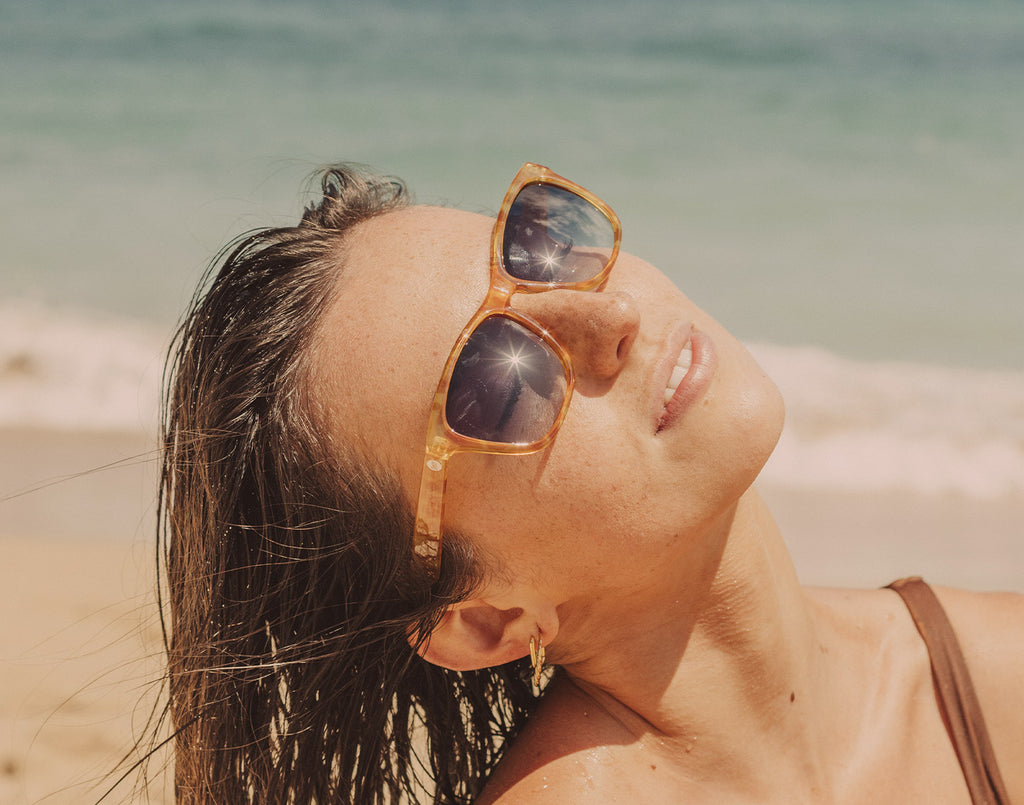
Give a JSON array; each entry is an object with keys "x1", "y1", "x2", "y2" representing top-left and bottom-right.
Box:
[
  {"x1": 502, "y1": 183, "x2": 615, "y2": 283},
  {"x1": 445, "y1": 316, "x2": 567, "y2": 444}
]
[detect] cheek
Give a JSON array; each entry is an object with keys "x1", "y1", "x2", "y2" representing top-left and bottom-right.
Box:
[
  {"x1": 544, "y1": 360, "x2": 783, "y2": 542},
  {"x1": 702, "y1": 323, "x2": 787, "y2": 474},
  {"x1": 483, "y1": 417, "x2": 672, "y2": 563},
  {"x1": 439, "y1": 334, "x2": 786, "y2": 574},
  {"x1": 441, "y1": 434, "x2": 646, "y2": 571}
]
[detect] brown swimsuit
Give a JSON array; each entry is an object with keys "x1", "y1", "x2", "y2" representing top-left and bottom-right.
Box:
[{"x1": 887, "y1": 577, "x2": 1011, "y2": 805}]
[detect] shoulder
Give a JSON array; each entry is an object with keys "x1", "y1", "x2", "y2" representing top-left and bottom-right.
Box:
[
  {"x1": 930, "y1": 584, "x2": 1024, "y2": 800},
  {"x1": 475, "y1": 679, "x2": 641, "y2": 805}
]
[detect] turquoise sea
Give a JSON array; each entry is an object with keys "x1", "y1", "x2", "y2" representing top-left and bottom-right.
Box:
[{"x1": 2, "y1": 0, "x2": 1023, "y2": 497}]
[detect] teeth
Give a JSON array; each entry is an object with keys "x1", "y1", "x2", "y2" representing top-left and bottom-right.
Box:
[{"x1": 663, "y1": 345, "x2": 693, "y2": 404}]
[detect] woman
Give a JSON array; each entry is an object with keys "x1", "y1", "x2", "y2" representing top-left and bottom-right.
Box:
[{"x1": 161, "y1": 162, "x2": 1022, "y2": 803}]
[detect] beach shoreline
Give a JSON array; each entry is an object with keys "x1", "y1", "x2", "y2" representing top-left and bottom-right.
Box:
[{"x1": 4, "y1": 0, "x2": 1023, "y2": 798}]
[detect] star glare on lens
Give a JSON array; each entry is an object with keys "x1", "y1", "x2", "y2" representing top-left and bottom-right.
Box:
[
  {"x1": 490, "y1": 333, "x2": 533, "y2": 379},
  {"x1": 537, "y1": 249, "x2": 562, "y2": 279}
]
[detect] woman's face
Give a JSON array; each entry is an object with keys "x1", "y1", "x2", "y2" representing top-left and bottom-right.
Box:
[{"x1": 314, "y1": 205, "x2": 784, "y2": 592}]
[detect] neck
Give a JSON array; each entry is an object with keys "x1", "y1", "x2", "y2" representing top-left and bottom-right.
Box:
[{"x1": 557, "y1": 488, "x2": 845, "y2": 789}]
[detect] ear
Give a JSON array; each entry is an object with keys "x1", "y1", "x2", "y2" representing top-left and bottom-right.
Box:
[{"x1": 412, "y1": 598, "x2": 558, "y2": 672}]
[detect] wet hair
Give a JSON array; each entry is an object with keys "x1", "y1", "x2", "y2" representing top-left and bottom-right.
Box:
[{"x1": 158, "y1": 165, "x2": 537, "y2": 803}]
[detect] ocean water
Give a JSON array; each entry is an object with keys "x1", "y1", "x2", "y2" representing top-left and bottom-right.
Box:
[{"x1": 2, "y1": 0, "x2": 1022, "y2": 498}]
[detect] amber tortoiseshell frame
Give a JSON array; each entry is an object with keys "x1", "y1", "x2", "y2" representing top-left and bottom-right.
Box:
[{"x1": 412, "y1": 162, "x2": 622, "y2": 576}]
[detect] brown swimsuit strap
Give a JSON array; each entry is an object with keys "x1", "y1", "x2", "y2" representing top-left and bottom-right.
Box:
[{"x1": 887, "y1": 577, "x2": 1010, "y2": 805}]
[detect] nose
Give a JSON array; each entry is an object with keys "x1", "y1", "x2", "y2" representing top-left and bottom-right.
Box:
[{"x1": 514, "y1": 289, "x2": 640, "y2": 381}]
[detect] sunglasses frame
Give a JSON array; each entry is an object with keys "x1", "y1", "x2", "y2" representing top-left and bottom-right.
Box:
[{"x1": 412, "y1": 163, "x2": 622, "y2": 576}]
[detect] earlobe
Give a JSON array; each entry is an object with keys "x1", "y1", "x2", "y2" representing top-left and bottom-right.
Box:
[{"x1": 411, "y1": 599, "x2": 557, "y2": 672}]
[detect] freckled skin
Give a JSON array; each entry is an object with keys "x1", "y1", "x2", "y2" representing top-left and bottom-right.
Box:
[
  {"x1": 316, "y1": 205, "x2": 785, "y2": 590},
  {"x1": 313, "y1": 205, "x2": 1024, "y2": 804}
]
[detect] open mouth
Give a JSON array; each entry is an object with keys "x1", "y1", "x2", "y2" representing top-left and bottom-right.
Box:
[
  {"x1": 655, "y1": 328, "x2": 715, "y2": 433},
  {"x1": 662, "y1": 337, "x2": 693, "y2": 406}
]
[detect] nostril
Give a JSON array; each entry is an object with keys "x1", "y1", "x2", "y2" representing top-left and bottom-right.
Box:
[{"x1": 616, "y1": 333, "x2": 632, "y2": 361}]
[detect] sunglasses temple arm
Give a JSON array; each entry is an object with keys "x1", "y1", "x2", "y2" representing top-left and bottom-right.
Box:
[{"x1": 413, "y1": 451, "x2": 450, "y2": 577}]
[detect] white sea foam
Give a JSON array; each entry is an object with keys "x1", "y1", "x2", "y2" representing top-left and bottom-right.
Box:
[
  {"x1": 2, "y1": 300, "x2": 1022, "y2": 499},
  {"x1": 753, "y1": 343, "x2": 1024, "y2": 499},
  {"x1": 0, "y1": 300, "x2": 164, "y2": 434}
]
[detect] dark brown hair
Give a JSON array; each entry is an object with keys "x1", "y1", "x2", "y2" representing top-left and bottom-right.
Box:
[{"x1": 158, "y1": 165, "x2": 537, "y2": 803}]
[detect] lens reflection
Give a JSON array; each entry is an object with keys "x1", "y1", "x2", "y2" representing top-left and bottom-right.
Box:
[
  {"x1": 446, "y1": 316, "x2": 567, "y2": 444},
  {"x1": 503, "y1": 184, "x2": 614, "y2": 283}
]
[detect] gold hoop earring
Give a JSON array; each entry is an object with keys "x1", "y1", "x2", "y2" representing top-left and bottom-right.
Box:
[{"x1": 529, "y1": 635, "x2": 545, "y2": 689}]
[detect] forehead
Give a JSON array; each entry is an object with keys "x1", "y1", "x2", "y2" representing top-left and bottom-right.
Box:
[
  {"x1": 311, "y1": 205, "x2": 493, "y2": 493},
  {"x1": 348, "y1": 205, "x2": 493, "y2": 292}
]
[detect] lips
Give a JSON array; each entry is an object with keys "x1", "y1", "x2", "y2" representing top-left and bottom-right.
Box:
[{"x1": 655, "y1": 327, "x2": 716, "y2": 433}]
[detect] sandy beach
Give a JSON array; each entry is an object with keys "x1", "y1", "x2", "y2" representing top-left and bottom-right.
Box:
[
  {"x1": 1, "y1": 427, "x2": 1020, "y2": 803},
  {"x1": 4, "y1": 0, "x2": 1023, "y2": 800},
  {"x1": 0, "y1": 429, "x2": 169, "y2": 804}
]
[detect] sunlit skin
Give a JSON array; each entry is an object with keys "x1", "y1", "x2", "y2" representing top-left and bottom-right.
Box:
[
  {"x1": 312, "y1": 206, "x2": 1024, "y2": 803},
  {"x1": 317, "y1": 206, "x2": 784, "y2": 594}
]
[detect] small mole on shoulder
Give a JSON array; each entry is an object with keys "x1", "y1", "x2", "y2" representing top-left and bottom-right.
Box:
[{"x1": 790, "y1": 692, "x2": 796, "y2": 703}]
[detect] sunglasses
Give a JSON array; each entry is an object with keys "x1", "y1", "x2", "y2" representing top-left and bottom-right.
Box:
[{"x1": 413, "y1": 163, "x2": 622, "y2": 576}]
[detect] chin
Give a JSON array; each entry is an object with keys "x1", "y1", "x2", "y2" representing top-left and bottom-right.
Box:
[
  {"x1": 717, "y1": 355, "x2": 787, "y2": 502},
  {"x1": 750, "y1": 376, "x2": 786, "y2": 475},
  {"x1": 747, "y1": 360, "x2": 787, "y2": 474}
]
